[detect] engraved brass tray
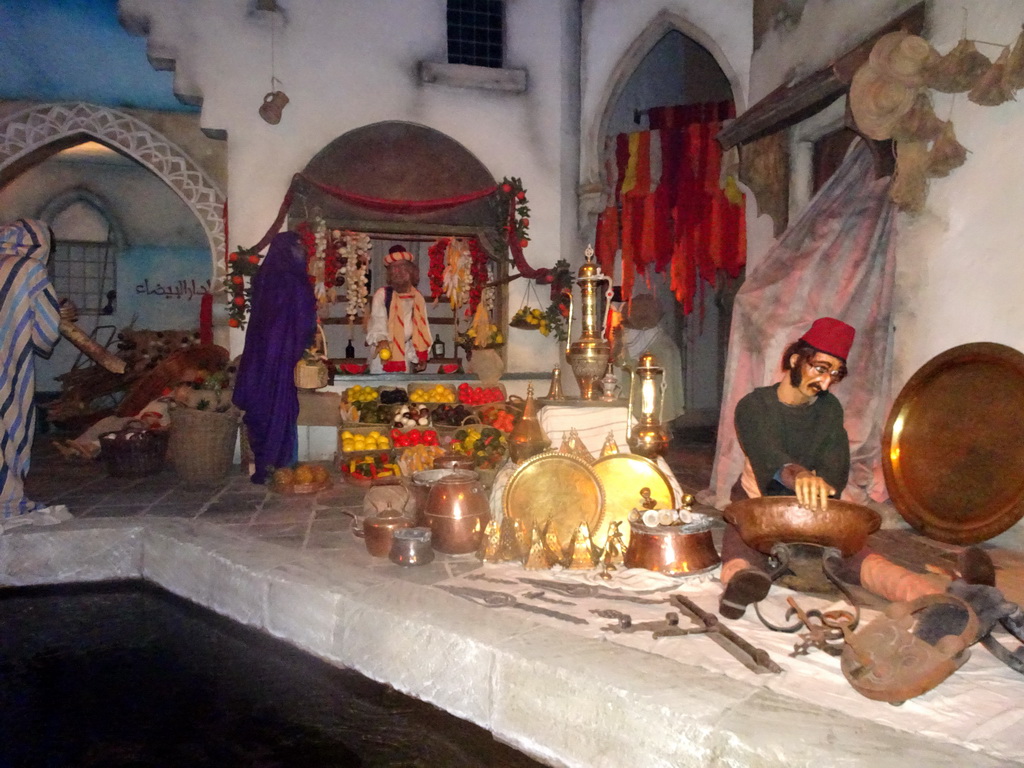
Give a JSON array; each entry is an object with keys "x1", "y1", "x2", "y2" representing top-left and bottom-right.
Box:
[
  {"x1": 882, "y1": 342, "x2": 1024, "y2": 544},
  {"x1": 592, "y1": 453, "x2": 675, "y2": 548},
  {"x1": 503, "y1": 451, "x2": 604, "y2": 549}
]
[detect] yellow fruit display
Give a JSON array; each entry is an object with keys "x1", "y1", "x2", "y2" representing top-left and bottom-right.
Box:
[
  {"x1": 272, "y1": 467, "x2": 294, "y2": 486},
  {"x1": 410, "y1": 384, "x2": 455, "y2": 404},
  {"x1": 293, "y1": 465, "x2": 315, "y2": 485}
]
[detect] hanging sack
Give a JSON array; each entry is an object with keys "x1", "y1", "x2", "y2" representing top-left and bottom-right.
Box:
[{"x1": 294, "y1": 324, "x2": 329, "y2": 390}]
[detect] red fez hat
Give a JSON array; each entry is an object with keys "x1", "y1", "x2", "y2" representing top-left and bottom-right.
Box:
[
  {"x1": 383, "y1": 244, "x2": 414, "y2": 267},
  {"x1": 800, "y1": 317, "x2": 856, "y2": 361}
]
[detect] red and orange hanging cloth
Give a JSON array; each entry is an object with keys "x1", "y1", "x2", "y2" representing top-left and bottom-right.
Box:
[{"x1": 593, "y1": 100, "x2": 746, "y2": 315}]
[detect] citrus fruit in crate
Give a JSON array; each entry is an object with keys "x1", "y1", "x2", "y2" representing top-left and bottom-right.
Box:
[{"x1": 271, "y1": 462, "x2": 332, "y2": 494}]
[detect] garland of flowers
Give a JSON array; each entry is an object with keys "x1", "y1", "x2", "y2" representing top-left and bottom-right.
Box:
[
  {"x1": 224, "y1": 246, "x2": 262, "y2": 328},
  {"x1": 499, "y1": 176, "x2": 530, "y2": 250},
  {"x1": 340, "y1": 231, "x2": 371, "y2": 323}
]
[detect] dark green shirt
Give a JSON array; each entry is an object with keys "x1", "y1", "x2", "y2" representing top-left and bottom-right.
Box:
[{"x1": 734, "y1": 383, "x2": 850, "y2": 495}]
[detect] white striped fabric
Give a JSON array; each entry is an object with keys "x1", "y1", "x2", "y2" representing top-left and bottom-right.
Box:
[{"x1": 0, "y1": 219, "x2": 62, "y2": 518}]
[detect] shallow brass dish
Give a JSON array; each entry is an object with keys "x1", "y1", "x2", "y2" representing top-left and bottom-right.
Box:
[
  {"x1": 591, "y1": 454, "x2": 675, "y2": 548},
  {"x1": 882, "y1": 342, "x2": 1024, "y2": 544},
  {"x1": 503, "y1": 450, "x2": 604, "y2": 549},
  {"x1": 723, "y1": 496, "x2": 881, "y2": 558}
]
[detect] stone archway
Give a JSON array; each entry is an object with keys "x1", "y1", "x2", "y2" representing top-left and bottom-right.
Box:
[
  {"x1": 0, "y1": 102, "x2": 225, "y2": 274},
  {"x1": 580, "y1": 11, "x2": 744, "y2": 224}
]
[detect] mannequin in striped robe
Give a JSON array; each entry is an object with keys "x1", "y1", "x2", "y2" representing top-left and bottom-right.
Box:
[{"x1": 0, "y1": 219, "x2": 62, "y2": 518}]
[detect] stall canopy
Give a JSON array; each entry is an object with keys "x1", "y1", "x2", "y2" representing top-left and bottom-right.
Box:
[{"x1": 703, "y1": 141, "x2": 896, "y2": 509}]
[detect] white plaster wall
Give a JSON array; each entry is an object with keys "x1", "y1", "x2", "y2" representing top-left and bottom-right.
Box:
[
  {"x1": 579, "y1": 0, "x2": 753, "y2": 196},
  {"x1": 752, "y1": 0, "x2": 1024, "y2": 397},
  {"x1": 120, "y1": 0, "x2": 580, "y2": 374},
  {"x1": 749, "y1": 0, "x2": 920, "y2": 103},
  {"x1": 891, "y1": 1, "x2": 1024, "y2": 389}
]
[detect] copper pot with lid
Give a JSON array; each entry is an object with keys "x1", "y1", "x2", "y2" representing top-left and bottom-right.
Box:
[
  {"x1": 363, "y1": 505, "x2": 412, "y2": 558},
  {"x1": 423, "y1": 474, "x2": 490, "y2": 554},
  {"x1": 624, "y1": 513, "x2": 720, "y2": 576}
]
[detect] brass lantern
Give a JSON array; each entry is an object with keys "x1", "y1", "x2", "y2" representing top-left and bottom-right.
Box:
[{"x1": 627, "y1": 352, "x2": 670, "y2": 459}]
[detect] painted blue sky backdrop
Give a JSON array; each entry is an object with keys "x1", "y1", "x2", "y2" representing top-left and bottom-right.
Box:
[{"x1": 0, "y1": 0, "x2": 197, "y2": 111}]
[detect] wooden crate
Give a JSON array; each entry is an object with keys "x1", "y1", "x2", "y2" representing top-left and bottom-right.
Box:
[
  {"x1": 337, "y1": 425, "x2": 394, "y2": 459},
  {"x1": 407, "y1": 382, "x2": 457, "y2": 405}
]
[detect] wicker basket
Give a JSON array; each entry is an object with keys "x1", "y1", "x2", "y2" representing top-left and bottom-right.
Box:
[
  {"x1": 98, "y1": 420, "x2": 169, "y2": 478},
  {"x1": 169, "y1": 407, "x2": 240, "y2": 484},
  {"x1": 294, "y1": 325, "x2": 329, "y2": 390}
]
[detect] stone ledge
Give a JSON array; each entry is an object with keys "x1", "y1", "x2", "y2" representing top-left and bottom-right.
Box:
[
  {"x1": 418, "y1": 61, "x2": 528, "y2": 93},
  {"x1": 0, "y1": 519, "x2": 1019, "y2": 768}
]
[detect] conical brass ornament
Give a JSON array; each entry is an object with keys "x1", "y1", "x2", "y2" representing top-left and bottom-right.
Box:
[
  {"x1": 497, "y1": 515, "x2": 524, "y2": 561},
  {"x1": 561, "y1": 427, "x2": 594, "y2": 463},
  {"x1": 600, "y1": 431, "x2": 620, "y2": 457},
  {"x1": 566, "y1": 522, "x2": 599, "y2": 569},
  {"x1": 543, "y1": 520, "x2": 564, "y2": 565},
  {"x1": 509, "y1": 384, "x2": 551, "y2": 463},
  {"x1": 477, "y1": 519, "x2": 502, "y2": 562},
  {"x1": 545, "y1": 367, "x2": 565, "y2": 400},
  {"x1": 525, "y1": 525, "x2": 553, "y2": 569}
]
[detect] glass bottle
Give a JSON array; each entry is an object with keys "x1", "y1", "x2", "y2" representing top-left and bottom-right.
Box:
[
  {"x1": 345, "y1": 339, "x2": 355, "y2": 359},
  {"x1": 431, "y1": 334, "x2": 445, "y2": 359}
]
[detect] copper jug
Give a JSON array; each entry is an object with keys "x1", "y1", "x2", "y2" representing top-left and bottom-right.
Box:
[
  {"x1": 259, "y1": 90, "x2": 289, "y2": 124},
  {"x1": 508, "y1": 384, "x2": 551, "y2": 463},
  {"x1": 423, "y1": 475, "x2": 490, "y2": 554}
]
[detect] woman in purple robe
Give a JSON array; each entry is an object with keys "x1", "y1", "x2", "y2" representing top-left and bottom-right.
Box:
[{"x1": 233, "y1": 231, "x2": 317, "y2": 484}]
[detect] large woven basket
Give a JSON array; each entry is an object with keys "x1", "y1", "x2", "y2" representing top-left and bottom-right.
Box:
[{"x1": 169, "y1": 407, "x2": 240, "y2": 484}]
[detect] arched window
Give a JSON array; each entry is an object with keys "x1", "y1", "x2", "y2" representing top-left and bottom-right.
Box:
[{"x1": 49, "y1": 197, "x2": 117, "y2": 316}]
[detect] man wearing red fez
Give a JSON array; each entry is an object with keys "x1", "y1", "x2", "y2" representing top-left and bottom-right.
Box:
[
  {"x1": 719, "y1": 317, "x2": 994, "y2": 619},
  {"x1": 366, "y1": 245, "x2": 432, "y2": 374}
]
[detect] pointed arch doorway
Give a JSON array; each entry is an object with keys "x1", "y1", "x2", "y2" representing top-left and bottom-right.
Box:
[{"x1": 596, "y1": 28, "x2": 744, "y2": 437}]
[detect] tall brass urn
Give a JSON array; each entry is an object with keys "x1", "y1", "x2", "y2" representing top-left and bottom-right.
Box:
[{"x1": 565, "y1": 245, "x2": 612, "y2": 400}]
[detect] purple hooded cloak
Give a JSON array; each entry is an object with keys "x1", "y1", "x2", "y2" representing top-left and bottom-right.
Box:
[{"x1": 233, "y1": 231, "x2": 317, "y2": 483}]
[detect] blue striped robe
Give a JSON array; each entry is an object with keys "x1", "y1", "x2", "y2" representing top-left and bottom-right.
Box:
[{"x1": 0, "y1": 220, "x2": 61, "y2": 517}]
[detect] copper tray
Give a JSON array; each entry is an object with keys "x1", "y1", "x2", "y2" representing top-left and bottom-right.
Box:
[
  {"x1": 882, "y1": 342, "x2": 1024, "y2": 544},
  {"x1": 503, "y1": 450, "x2": 604, "y2": 549},
  {"x1": 592, "y1": 454, "x2": 675, "y2": 548}
]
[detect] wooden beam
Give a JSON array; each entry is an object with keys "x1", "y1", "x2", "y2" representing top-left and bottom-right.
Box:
[{"x1": 718, "y1": 2, "x2": 926, "y2": 150}]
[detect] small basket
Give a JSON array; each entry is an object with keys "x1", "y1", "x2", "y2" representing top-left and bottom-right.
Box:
[
  {"x1": 295, "y1": 325, "x2": 329, "y2": 390},
  {"x1": 99, "y1": 420, "x2": 169, "y2": 478}
]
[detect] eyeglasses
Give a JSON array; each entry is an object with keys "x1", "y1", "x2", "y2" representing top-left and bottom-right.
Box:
[{"x1": 806, "y1": 359, "x2": 847, "y2": 382}]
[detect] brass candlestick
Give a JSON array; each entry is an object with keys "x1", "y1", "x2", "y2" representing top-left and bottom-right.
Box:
[{"x1": 564, "y1": 245, "x2": 611, "y2": 400}]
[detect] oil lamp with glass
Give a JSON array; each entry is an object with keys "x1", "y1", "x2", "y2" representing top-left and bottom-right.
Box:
[{"x1": 626, "y1": 351, "x2": 670, "y2": 459}]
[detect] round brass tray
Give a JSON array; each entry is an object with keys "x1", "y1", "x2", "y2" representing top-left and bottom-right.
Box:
[
  {"x1": 503, "y1": 450, "x2": 604, "y2": 549},
  {"x1": 591, "y1": 453, "x2": 675, "y2": 548},
  {"x1": 882, "y1": 342, "x2": 1024, "y2": 543}
]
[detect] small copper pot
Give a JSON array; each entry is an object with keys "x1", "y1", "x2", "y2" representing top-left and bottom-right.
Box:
[
  {"x1": 363, "y1": 508, "x2": 412, "y2": 558},
  {"x1": 389, "y1": 527, "x2": 435, "y2": 566},
  {"x1": 423, "y1": 475, "x2": 490, "y2": 554},
  {"x1": 624, "y1": 513, "x2": 720, "y2": 576}
]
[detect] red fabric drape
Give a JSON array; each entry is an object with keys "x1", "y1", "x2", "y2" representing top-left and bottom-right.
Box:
[{"x1": 598, "y1": 100, "x2": 746, "y2": 315}]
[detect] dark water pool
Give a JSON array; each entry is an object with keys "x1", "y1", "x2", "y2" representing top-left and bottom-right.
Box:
[{"x1": 0, "y1": 581, "x2": 545, "y2": 768}]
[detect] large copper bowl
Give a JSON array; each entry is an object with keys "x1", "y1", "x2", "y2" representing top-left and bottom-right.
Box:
[{"x1": 723, "y1": 497, "x2": 881, "y2": 558}]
